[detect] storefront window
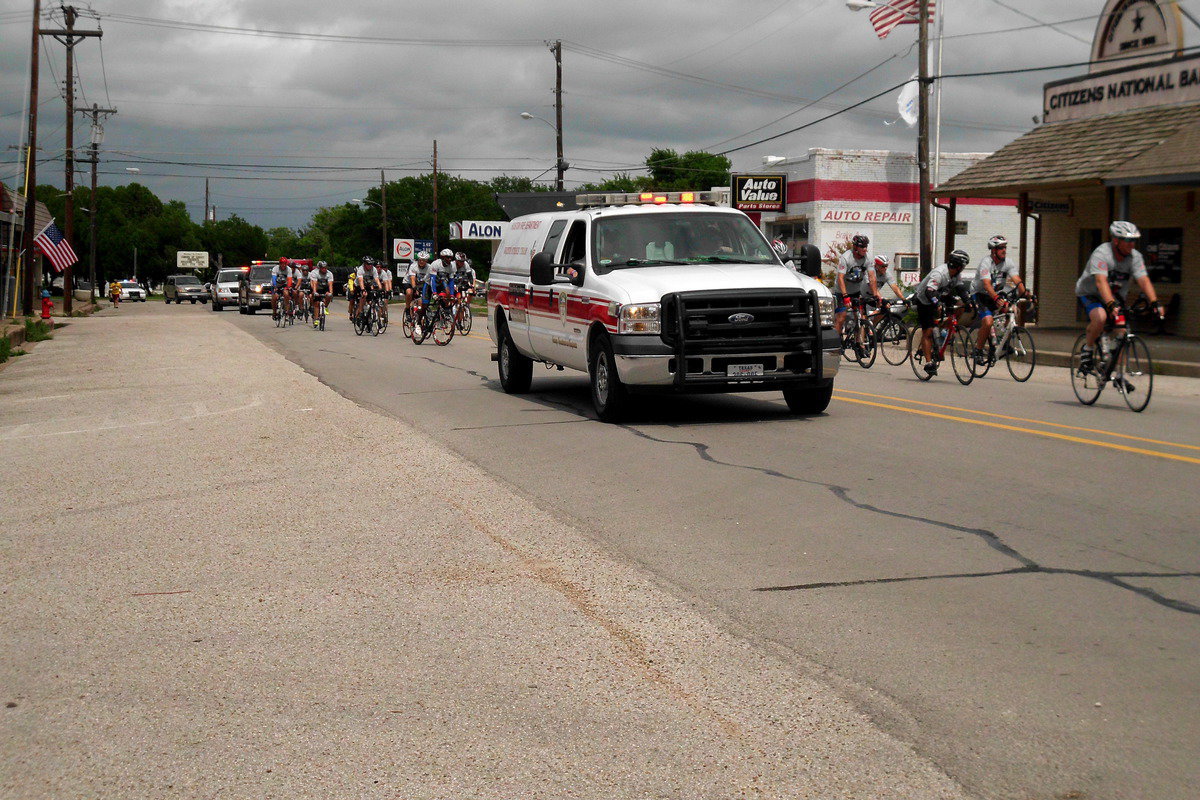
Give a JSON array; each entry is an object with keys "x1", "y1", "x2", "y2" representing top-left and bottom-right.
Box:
[
  {"x1": 767, "y1": 220, "x2": 808, "y2": 258},
  {"x1": 1143, "y1": 228, "x2": 1183, "y2": 284}
]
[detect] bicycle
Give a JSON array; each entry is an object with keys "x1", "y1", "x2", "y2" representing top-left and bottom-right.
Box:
[
  {"x1": 1070, "y1": 297, "x2": 1155, "y2": 412},
  {"x1": 353, "y1": 292, "x2": 380, "y2": 336},
  {"x1": 839, "y1": 295, "x2": 878, "y2": 368},
  {"x1": 413, "y1": 291, "x2": 455, "y2": 346},
  {"x1": 373, "y1": 291, "x2": 389, "y2": 334},
  {"x1": 454, "y1": 292, "x2": 473, "y2": 335},
  {"x1": 273, "y1": 289, "x2": 293, "y2": 328},
  {"x1": 871, "y1": 297, "x2": 910, "y2": 366},
  {"x1": 298, "y1": 288, "x2": 312, "y2": 325},
  {"x1": 969, "y1": 291, "x2": 1037, "y2": 382},
  {"x1": 401, "y1": 302, "x2": 417, "y2": 339},
  {"x1": 312, "y1": 293, "x2": 329, "y2": 331},
  {"x1": 907, "y1": 299, "x2": 974, "y2": 384}
]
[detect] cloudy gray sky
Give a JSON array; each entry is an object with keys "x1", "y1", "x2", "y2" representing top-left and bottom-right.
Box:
[{"x1": 2, "y1": 0, "x2": 1193, "y2": 228}]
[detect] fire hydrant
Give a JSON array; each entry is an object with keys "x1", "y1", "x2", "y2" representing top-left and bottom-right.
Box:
[{"x1": 40, "y1": 290, "x2": 53, "y2": 320}]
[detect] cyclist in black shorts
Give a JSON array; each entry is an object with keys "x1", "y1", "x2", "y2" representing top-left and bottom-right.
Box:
[{"x1": 310, "y1": 261, "x2": 334, "y2": 327}]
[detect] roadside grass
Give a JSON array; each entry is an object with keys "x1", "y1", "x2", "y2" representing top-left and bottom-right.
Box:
[
  {"x1": 23, "y1": 318, "x2": 53, "y2": 342},
  {"x1": 0, "y1": 336, "x2": 25, "y2": 362}
]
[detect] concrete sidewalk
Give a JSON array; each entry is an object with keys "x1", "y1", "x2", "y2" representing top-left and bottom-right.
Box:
[
  {"x1": 1029, "y1": 326, "x2": 1200, "y2": 378},
  {"x1": 0, "y1": 310, "x2": 969, "y2": 799}
]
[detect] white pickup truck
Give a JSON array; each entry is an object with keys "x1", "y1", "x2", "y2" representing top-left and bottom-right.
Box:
[{"x1": 487, "y1": 191, "x2": 839, "y2": 421}]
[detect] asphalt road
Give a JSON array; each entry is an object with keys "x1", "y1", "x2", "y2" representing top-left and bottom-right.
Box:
[{"x1": 224, "y1": 299, "x2": 1199, "y2": 800}]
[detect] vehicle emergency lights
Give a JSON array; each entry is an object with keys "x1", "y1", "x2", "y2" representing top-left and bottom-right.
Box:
[{"x1": 576, "y1": 190, "x2": 718, "y2": 208}]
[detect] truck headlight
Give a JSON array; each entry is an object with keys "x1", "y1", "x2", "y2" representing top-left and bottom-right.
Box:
[
  {"x1": 818, "y1": 297, "x2": 834, "y2": 327},
  {"x1": 619, "y1": 303, "x2": 661, "y2": 334}
]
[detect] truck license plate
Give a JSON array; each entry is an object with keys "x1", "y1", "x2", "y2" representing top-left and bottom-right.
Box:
[{"x1": 727, "y1": 363, "x2": 764, "y2": 377}]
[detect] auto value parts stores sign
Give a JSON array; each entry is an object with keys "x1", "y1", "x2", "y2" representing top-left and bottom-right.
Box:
[{"x1": 732, "y1": 174, "x2": 786, "y2": 212}]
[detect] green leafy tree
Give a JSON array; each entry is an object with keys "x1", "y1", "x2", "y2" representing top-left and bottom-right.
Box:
[
  {"x1": 645, "y1": 148, "x2": 732, "y2": 191},
  {"x1": 575, "y1": 173, "x2": 647, "y2": 192}
]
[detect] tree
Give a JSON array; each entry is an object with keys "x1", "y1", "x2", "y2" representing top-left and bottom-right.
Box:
[
  {"x1": 575, "y1": 173, "x2": 647, "y2": 192},
  {"x1": 645, "y1": 148, "x2": 731, "y2": 191}
]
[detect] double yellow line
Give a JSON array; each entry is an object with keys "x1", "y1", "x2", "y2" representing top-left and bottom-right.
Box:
[{"x1": 834, "y1": 389, "x2": 1200, "y2": 465}]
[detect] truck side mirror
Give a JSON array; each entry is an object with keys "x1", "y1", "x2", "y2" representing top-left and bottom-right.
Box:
[
  {"x1": 797, "y1": 244, "x2": 823, "y2": 278},
  {"x1": 530, "y1": 251, "x2": 556, "y2": 285}
]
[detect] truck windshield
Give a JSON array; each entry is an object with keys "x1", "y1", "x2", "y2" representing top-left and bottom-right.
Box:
[
  {"x1": 216, "y1": 270, "x2": 240, "y2": 283},
  {"x1": 592, "y1": 212, "x2": 778, "y2": 271}
]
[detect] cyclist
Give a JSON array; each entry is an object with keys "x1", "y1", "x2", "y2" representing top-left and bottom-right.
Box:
[
  {"x1": 1075, "y1": 221, "x2": 1164, "y2": 371},
  {"x1": 406, "y1": 252, "x2": 433, "y2": 318},
  {"x1": 378, "y1": 260, "x2": 393, "y2": 296},
  {"x1": 453, "y1": 252, "x2": 476, "y2": 299},
  {"x1": 354, "y1": 257, "x2": 381, "y2": 322},
  {"x1": 310, "y1": 261, "x2": 334, "y2": 327},
  {"x1": 419, "y1": 250, "x2": 456, "y2": 332},
  {"x1": 835, "y1": 234, "x2": 871, "y2": 335},
  {"x1": 270, "y1": 258, "x2": 296, "y2": 317},
  {"x1": 971, "y1": 235, "x2": 1031, "y2": 362},
  {"x1": 297, "y1": 262, "x2": 313, "y2": 319},
  {"x1": 771, "y1": 239, "x2": 796, "y2": 270},
  {"x1": 862, "y1": 254, "x2": 906, "y2": 317},
  {"x1": 912, "y1": 249, "x2": 972, "y2": 376}
]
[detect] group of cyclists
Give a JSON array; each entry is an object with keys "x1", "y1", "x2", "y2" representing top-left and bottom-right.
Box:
[
  {"x1": 266, "y1": 250, "x2": 477, "y2": 337},
  {"x1": 814, "y1": 221, "x2": 1165, "y2": 382}
]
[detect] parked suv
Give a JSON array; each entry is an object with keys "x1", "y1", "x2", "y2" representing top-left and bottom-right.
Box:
[
  {"x1": 237, "y1": 263, "x2": 276, "y2": 314},
  {"x1": 209, "y1": 268, "x2": 242, "y2": 311},
  {"x1": 164, "y1": 274, "x2": 208, "y2": 304},
  {"x1": 487, "y1": 191, "x2": 837, "y2": 421}
]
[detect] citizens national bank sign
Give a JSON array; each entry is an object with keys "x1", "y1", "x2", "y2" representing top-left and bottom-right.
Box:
[{"x1": 1043, "y1": 0, "x2": 1194, "y2": 123}]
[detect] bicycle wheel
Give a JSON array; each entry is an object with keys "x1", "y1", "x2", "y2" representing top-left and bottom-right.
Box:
[
  {"x1": 857, "y1": 319, "x2": 878, "y2": 368},
  {"x1": 876, "y1": 316, "x2": 909, "y2": 366},
  {"x1": 369, "y1": 306, "x2": 380, "y2": 336},
  {"x1": 841, "y1": 319, "x2": 859, "y2": 363},
  {"x1": 1004, "y1": 327, "x2": 1036, "y2": 382},
  {"x1": 402, "y1": 306, "x2": 415, "y2": 338},
  {"x1": 318, "y1": 304, "x2": 326, "y2": 331},
  {"x1": 413, "y1": 309, "x2": 430, "y2": 344},
  {"x1": 433, "y1": 307, "x2": 455, "y2": 345},
  {"x1": 908, "y1": 327, "x2": 932, "y2": 381},
  {"x1": 378, "y1": 303, "x2": 389, "y2": 333},
  {"x1": 950, "y1": 329, "x2": 975, "y2": 385},
  {"x1": 274, "y1": 303, "x2": 285, "y2": 328},
  {"x1": 456, "y1": 302, "x2": 473, "y2": 334},
  {"x1": 1116, "y1": 336, "x2": 1153, "y2": 412},
  {"x1": 1070, "y1": 333, "x2": 1104, "y2": 405},
  {"x1": 352, "y1": 307, "x2": 366, "y2": 336}
]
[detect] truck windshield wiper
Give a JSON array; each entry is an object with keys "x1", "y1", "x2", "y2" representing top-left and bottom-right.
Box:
[{"x1": 614, "y1": 258, "x2": 688, "y2": 267}]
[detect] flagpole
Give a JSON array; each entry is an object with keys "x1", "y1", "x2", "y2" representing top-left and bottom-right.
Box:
[{"x1": 931, "y1": 0, "x2": 946, "y2": 257}]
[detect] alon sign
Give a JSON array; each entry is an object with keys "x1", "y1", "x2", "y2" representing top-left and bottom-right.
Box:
[{"x1": 449, "y1": 220, "x2": 508, "y2": 240}]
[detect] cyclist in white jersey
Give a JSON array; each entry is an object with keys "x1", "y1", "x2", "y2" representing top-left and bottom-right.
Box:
[
  {"x1": 1074, "y1": 221, "x2": 1164, "y2": 370},
  {"x1": 406, "y1": 252, "x2": 432, "y2": 317},
  {"x1": 836, "y1": 234, "x2": 871, "y2": 334},
  {"x1": 971, "y1": 236, "x2": 1030, "y2": 361}
]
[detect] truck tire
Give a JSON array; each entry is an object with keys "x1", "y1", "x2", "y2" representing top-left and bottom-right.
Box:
[
  {"x1": 782, "y1": 384, "x2": 833, "y2": 415},
  {"x1": 497, "y1": 317, "x2": 532, "y2": 394},
  {"x1": 589, "y1": 333, "x2": 630, "y2": 423}
]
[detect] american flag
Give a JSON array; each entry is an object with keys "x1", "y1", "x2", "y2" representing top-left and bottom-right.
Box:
[
  {"x1": 869, "y1": 0, "x2": 936, "y2": 40},
  {"x1": 33, "y1": 221, "x2": 79, "y2": 273}
]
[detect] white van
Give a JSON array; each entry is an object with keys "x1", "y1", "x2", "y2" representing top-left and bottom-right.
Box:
[{"x1": 487, "y1": 191, "x2": 839, "y2": 421}]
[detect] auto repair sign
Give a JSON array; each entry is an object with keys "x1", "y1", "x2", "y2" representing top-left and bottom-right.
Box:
[{"x1": 732, "y1": 174, "x2": 786, "y2": 212}]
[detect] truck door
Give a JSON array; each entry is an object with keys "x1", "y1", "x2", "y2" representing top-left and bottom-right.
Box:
[
  {"x1": 537, "y1": 219, "x2": 591, "y2": 369},
  {"x1": 524, "y1": 218, "x2": 570, "y2": 359}
]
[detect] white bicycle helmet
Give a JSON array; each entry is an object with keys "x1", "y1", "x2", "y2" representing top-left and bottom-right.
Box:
[
  {"x1": 987, "y1": 235, "x2": 1008, "y2": 250},
  {"x1": 1109, "y1": 220, "x2": 1140, "y2": 239},
  {"x1": 416, "y1": 251, "x2": 430, "y2": 261},
  {"x1": 439, "y1": 248, "x2": 454, "y2": 257},
  {"x1": 873, "y1": 254, "x2": 889, "y2": 268},
  {"x1": 771, "y1": 239, "x2": 788, "y2": 257}
]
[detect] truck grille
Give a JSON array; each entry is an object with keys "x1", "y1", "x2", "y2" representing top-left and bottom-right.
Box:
[{"x1": 660, "y1": 289, "x2": 817, "y2": 354}]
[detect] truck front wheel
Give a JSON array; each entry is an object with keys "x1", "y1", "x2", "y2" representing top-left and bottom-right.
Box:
[
  {"x1": 782, "y1": 384, "x2": 833, "y2": 415},
  {"x1": 497, "y1": 318, "x2": 533, "y2": 394},
  {"x1": 589, "y1": 334, "x2": 630, "y2": 423}
]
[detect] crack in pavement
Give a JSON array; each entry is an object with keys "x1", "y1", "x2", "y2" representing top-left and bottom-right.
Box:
[{"x1": 618, "y1": 426, "x2": 1200, "y2": 617}]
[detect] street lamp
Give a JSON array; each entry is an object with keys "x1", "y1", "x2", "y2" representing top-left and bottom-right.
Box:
[
  {"x1": 353, "y1": 199, "x2": 388, "y2": 262},
  {"x1": 520, "y1": 111, "x2": 566, "y2": 191},
  {"x1": 125, "y1": 167, "x2": 140, "y2": 174},
  {"x1": 846, "y1": 0, "x2": 932, "y2": 276},
  {"x1": 762, "y1": 155, "x2": 787, "y2": 167}
]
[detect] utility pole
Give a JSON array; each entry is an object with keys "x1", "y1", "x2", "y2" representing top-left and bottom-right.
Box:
[
  {"x1": 432, "y1": 140, "x2": 439, "y2": 252},
  {"x1": 552, "y1": 40, "x2": 564, "y2": 192},
  {"x1": 380, "y1": 169, "x2": 388, "y2": 263},
  {"x1": 42, "y1": 4, "x2": 101, "y2": 313},
  {"x1": 917, "y1": 1, "x2": 933, "y2": 277},
  {"x1": 204, "y1": 178, "x2": 209, "y2": 223},
  {"x1": 80, "y1": 103, "x2": 116, "y2": 301},
  {"x1": 20, "y1": 0, "x2": 41, "y2": 317}
]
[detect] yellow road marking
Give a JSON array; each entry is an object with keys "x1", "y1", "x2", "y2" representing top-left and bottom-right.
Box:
[
  {"x1": 837, "y1": 388, "x2": 1200, "y2": 452},
  {"x1": 835, "y1": 396, "x2": 1200, "y2": 465}
]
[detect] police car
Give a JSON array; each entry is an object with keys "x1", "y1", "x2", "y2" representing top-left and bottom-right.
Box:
[{"x1": 487, "y1": 191, "x2": 838, "y2": 421}]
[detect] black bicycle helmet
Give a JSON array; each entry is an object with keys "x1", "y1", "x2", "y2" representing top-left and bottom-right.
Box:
[
  {"x1": 947, "y1": 249, "x2": 970, "y2": 269},
  {"x1": 852, "y1": 234, "x2": 870, "y2": 248}
]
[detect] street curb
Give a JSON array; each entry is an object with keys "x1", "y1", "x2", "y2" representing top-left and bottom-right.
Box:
[{"x1": 1039, "y1": 349, "x2": 1200, "y2": 378}]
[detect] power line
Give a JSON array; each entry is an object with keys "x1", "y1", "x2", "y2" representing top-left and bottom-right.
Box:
[{"x1": 983, "y1": 0, "x2": 1090, "y2": 44}]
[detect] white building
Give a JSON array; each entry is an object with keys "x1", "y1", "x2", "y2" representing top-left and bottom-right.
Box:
[{"x1": 748, "y1": 148, "x2": 1028, "y2": 292}]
